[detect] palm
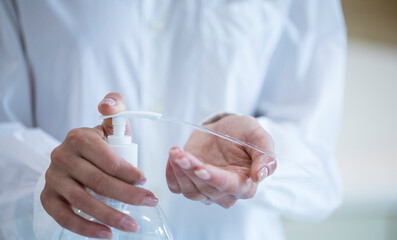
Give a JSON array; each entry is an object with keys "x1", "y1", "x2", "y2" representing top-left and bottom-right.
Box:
[{"x1": 184, "y1": 116, "x2": 255, "y2": 176}]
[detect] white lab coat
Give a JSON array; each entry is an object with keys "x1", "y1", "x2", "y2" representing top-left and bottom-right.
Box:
[{"x1": 0, "y1": 0, "x2": 346, "y2": 239}]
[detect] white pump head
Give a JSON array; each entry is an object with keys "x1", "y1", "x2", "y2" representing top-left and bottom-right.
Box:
[
  {"x1": 100, "y1": 111, "x2": 162, "y2": 167},
  {"x1": 112, "y1": 116, "x2": 127, "y2": 137},
  {"x1": 99, "y1": 111, "x2": 162, "y2": 122},
  {"x1": 99, "y1": 111, "x2": 162, "y2": 145},
  {"x1": 107, "y1": 116, "x2": 131, "y2": 145}
]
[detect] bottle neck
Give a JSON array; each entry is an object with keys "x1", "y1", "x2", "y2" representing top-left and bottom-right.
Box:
[{"x1": 108, "y1": 135, "x2": 131, "y2": 145}]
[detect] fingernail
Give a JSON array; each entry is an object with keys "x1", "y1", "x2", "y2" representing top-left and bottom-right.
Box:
[
  {"x1": 257, "y1": 166, "x2": 269, "y2": 182},
  {"x1": 194, "y1": 169, "x2": 211, "y2": 180},
  {"x1": 267, "y1": 158, "x2": 276, "y2": 167},
  {"x1": 120, "y1": 217, "x2": 138, "y2": 232},
  {"x1": 100, "y1": 98, "x2": 116, "y2": 106},
  {"x1": 169, "y1": 147, "x2": 182, "y2": 156},
  {"x1": 96, "y1": 229, "x2": 112, "y2": 239},
  {"x1": 143, "y1": 196, "x2": 159, "y2": 207},
  {"x1": 201, "y1": 199, "x2": 212, "y2": 205},
  {"x1": 136, "y1": 176, "x2": 147, "y2": 185},
  {"x1": 175, "y1": 157, "x2": 190, "y2": 169}
]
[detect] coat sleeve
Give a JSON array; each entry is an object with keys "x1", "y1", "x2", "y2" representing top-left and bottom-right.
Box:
[
  {"x1": 0, "y1": 1, "x2": 59, "y2": 239},
  {"x1": 0, "y1": 0, "x2": 35, "y2": 128},
  {"x1": 251, "y1": 0, "x2": 347, "y2": 221}
]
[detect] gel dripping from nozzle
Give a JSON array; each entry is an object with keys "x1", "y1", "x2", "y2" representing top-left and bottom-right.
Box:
[
  {"x1": 158, "y1": 115, "x2": 276, "y2": 158},
  {"x1": 99, "y1": 111, "x2": 275, "y2": 158},
  {"x1": 99, "y1": 111, "x2": 315, "y2": 175}
]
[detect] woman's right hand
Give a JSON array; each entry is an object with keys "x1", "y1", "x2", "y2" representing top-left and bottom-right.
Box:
[{"x1": 40, "y1": 93, "x2": 158, "y2": 239}]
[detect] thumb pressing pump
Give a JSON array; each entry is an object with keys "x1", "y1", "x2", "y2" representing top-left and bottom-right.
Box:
[{"x1": 59, "y1": 111, "x2": 172, "y2": 240}]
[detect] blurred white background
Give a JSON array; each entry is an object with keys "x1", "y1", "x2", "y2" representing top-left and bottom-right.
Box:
[{"x1": 283, "y1": 1, "x2": 397, "y2": 239}]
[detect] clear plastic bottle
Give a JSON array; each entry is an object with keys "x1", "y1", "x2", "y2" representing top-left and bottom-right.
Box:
[
  {"x1": 59, "y1": 115, "x2": 172, "y2": 240},
  {"x1": 59, "y1": 198, "x2": 172, "y2": 240}
]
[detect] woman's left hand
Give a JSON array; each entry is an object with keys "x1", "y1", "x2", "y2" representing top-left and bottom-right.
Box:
[{"x1": 165, "y1": 115, "x2": 276, "y2": 208}]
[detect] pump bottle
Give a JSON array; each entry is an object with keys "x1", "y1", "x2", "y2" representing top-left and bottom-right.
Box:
[{"x1": 59, "y1": 112, "x2": 172, "y2": 240}]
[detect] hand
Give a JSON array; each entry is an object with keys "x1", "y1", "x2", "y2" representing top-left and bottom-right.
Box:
[
  {"x1": 41, "y1": 93, "x2": 158, "y2": 239},
  {"x1": 166, "y1": 115, "x2": 276, "y2": 208}
]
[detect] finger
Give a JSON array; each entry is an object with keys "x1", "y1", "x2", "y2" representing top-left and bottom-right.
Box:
[
  {"x1": 185, "y1": 153, "x2": 255, "y2": 197},
  {"x1": 170, "y1": 149, "x2": 222, "y2": 200},
  {"x1": 41, "y1": 190, "x2": 113, "y2": 239},
  {"x1": 245, "y1": 127, "x2": 277, "y2": 182},
  {"x1": 62, "y1": 127, "x2": 144, "y2": 184},
  {"x1": 56, "y1": 178, "x2": 140, "y2": 233},
  {"x1": 169, "y1": 147, "x2": 208, "y2": 201},
  {"x1": 62, "y1": 154, "x2": 157, "y2": 206},
  {"x1": 183, "y1": 150, "x2": 257, "y2": 199},
  {"x1": 212, "y1": 195, "x2": 237, "y2": 209},
  {"x1": 98, "y1": 92, "x2": 131, "y2": 136},
  {"x1": 250, "y1": 154, "x2": 277, "y2": 183},
  {"x1": 166, "y1": 156, "x2": 182, "y2": 194}
]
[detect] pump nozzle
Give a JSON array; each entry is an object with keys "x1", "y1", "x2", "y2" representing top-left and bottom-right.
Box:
[
  {"x1": 99, "y1": 111, "x2": 162, "y2": 144},
  {"x1": 99, "y1": 111, "x2": 162, "y2": 121}
]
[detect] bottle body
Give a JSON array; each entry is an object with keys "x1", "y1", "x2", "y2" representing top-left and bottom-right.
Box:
[
  {"x1": 60, "y1": 191, "x2": 172, "y2": 240},
  {"x1": 59, "y1": 138, "x2": 172, "y2": 240}
]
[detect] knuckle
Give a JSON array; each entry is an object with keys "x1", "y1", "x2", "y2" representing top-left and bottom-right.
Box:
[
  {"x1": 200, "y1": 186, "x2": 218, "y2": 197},
  {"x1": 242, "y1": 115, "x2": 257, "y2": 123},
  {"x1": 166, "y1": 181, "x2": 179, "y2": 193},
  {"x1": 66, "y1": 128, "x2": 82, "y2": 141},
  {"x1": 166, "y1": 175, "x2": 181, "y2": 194},
  {"x1": 124, "y1": 187, "x2": 146, "y2": 205},
  {"x1": 104, "y1": 159, "x2": 121, "y2": 176},
  {"x1": 68, "y1": 192, "x2": 84, "y2": 209},
  {"x1": 90, "y1": 175, "x2": 108, "y2": 193},
  {"x1": 219, "y1": 198, "x2": 237, "y2": 209},
  {"x1": 165, "y1": 168, "x2": 175, "y2": 181},
  {"x1": 57, "y1": 210, "x2": 71, "y2": 229},
  {"x1": 67, "y1": 128, "x2": 92, "y2": 146},
  {"x1": 44, "y1": 168, "x2": 60, "y2": 186},
  {"x1": 44, "y1": 169, "x2": 53, "y2": 183},
  {"x1": 40, "y1": 189, "x2": 49, "y2": 208},
  {"x1": 222, "y1": 204, "x2": 232, "y2": 209},
  {"x1": 248, "y1": 127, "x2": 266, "y2": 141},
  {"x1": 225, "y1": 202, "x2": 236, "y2": 209},
  {"x1": 225, "y1": 182, "x2": 239, "y2": 194},
  {"x1": 241, "y1": 188, "x2": 257, "y2": 199},
  {"x1": 102, "y1": 208, "x2": 122, "y2": 226},
  {"x1": 50, "y1": 146, "x2": 71, "y2": 168},
  {"x1": 182, "y1": 191, "x2": 203, "y2": 201},
  {"x1": 214, "y1": 176, "x2": 227, "y2": 189},
  {"x1": 169, "y1": 186, "x2": 181, "y2": 194},
  {"x1": 50, "y1": 147, "x2": 62, "y2": 162}
]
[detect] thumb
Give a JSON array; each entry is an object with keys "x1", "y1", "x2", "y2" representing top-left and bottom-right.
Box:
[
  {"x1": 250, "y1": 153, "x2": 276, "y2": 183},
  {"x1": 247, "y1": 129, "x2": 276, "y2": 183},
  {"x1": 98, "y1": 92, "x2": 131, "y2": 137}
]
